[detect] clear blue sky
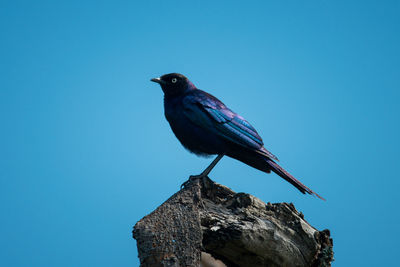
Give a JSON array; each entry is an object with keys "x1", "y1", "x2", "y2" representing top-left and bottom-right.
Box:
[{"x1": 1, "y1": 1, "x2": 399, "y2": 266}]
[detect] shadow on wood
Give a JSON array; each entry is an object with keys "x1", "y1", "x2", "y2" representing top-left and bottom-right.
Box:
[{"x1": 133, "y1": 177, "x2": 333, "y2": 267}]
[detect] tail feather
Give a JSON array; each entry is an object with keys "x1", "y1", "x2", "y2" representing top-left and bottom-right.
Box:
[
  {"x1": 266, "y1": 158, "x2": 325, "y2": 200},
  {"x1": 227, "y1": 146, "x2": 324, "y2": 200}
]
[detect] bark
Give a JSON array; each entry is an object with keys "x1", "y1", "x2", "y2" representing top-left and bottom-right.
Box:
[{"x1": 133, "y1": 177, "x2": 333, "y2": 267}]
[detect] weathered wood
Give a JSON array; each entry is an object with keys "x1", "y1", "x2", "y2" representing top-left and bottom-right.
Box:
[{"x1": 133, "y1": 177, "x2": 333, "y2": 267}]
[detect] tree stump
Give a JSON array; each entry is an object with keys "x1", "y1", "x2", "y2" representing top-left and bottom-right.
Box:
[{"x1": 132, "y1": 177, "x2": 333, "y2": 267}]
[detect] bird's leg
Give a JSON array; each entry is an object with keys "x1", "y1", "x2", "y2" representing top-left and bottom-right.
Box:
[
  {"x1": 192, "y1": 154, "x2": 224, "y2": 179},
  {"x1": 181, "y1": 154, "x2": 224, "y2": 188}
]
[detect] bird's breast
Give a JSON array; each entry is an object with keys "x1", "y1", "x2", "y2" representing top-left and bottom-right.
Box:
[{"x1": 164, "y1": 97, "x2": 224, "y2": 156}]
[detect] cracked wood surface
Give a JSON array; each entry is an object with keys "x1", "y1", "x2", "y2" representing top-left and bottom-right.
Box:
[{"x1": 133, "y1": 177, "x2": 333, "y2": 267}]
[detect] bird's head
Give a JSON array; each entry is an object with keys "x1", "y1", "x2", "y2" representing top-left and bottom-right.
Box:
[{"x1": 151, "y1": 73, "x2": 196, "y2": 96}]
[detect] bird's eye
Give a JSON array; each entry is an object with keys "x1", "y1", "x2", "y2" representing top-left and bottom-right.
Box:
[{"x1": 171, "y1": 78, "x2": 177, "y2": 83}]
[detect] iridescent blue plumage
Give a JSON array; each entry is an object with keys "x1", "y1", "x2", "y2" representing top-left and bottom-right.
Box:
[
  {"x1": 182, "y1": 90, "x2": 277, "y2": 160},
  {"x1": 151, "y1": 73, "x2": 323, "y2": 200}
]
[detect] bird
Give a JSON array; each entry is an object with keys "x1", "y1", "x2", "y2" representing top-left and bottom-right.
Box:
[{"x1": 151, "y1": 73, "x2": 324, "y2": 200}]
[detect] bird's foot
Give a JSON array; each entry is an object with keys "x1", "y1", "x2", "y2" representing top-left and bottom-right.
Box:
[{"x1": 180, "y1": 174, "x2": 207, "y2": 189}]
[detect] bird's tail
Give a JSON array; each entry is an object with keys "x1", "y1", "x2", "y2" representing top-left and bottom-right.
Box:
[
  {"x1": 265, "y1": 158, "x2": 325, "y2": 200},
  {"x1": 227, "y1": 148, "x2": 324, "y2": 200}
]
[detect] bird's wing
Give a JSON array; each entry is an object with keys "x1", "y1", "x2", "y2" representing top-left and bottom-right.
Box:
[{"x1": 182, "y1": 90, "x2": 278, "y2": 160}]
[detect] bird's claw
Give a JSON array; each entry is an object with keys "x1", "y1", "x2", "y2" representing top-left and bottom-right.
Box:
[{"x1": 180, "y1": 174, "x2": 207, "y2": 189}]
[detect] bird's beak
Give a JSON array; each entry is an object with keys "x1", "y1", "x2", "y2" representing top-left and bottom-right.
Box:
[{"x1": 151, "y1": 77, "x2": 166, "y2": 85}]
